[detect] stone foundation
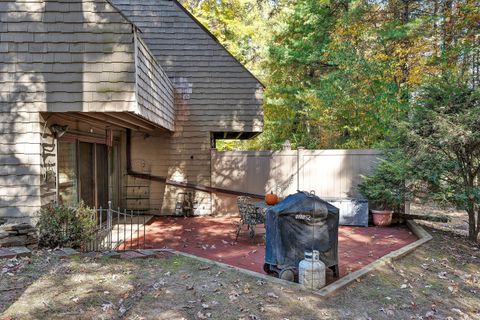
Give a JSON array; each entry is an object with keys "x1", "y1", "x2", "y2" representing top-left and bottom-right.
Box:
[{"x1": 0, "y1": 223, "x2": 38, "y2": 249}]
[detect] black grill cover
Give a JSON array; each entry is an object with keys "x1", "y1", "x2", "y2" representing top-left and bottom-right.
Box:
[{"x1": 264, "y1": 191, "x2": 339, "y2": 269}]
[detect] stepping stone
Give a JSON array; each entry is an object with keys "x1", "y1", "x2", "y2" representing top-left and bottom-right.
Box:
[
  {"x1": 53, "y1": 248, "x2": 79, "y2": 259},
  {"x1": 136, "y1": 249, "x2": 158, "y2": 258},
  {"x1": 102, "y1": 251, "x2": 122, "y2": 259},
  {"x1": 0, "y1": 246, "x2": 31, "y2": 259},
  {"x1": 120, "y1": 251, "x2": 149, "y2": 259}
]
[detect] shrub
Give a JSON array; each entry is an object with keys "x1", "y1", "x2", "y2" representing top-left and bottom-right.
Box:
[
  {"x1": 37, "y1": 202, "x2": 96, "y2": 249},
  {"x1": 358, "y1": 151, "x2": 411, "y2": 212}
]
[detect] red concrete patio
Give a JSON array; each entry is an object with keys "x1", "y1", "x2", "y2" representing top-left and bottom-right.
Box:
[{"x1": 126, "y1": 216, "x2": 417, "y2": 280}]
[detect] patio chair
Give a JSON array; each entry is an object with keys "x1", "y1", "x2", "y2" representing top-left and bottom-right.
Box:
[{"x1": 235, "y1": 196, "x2": 265, "y2": 243}]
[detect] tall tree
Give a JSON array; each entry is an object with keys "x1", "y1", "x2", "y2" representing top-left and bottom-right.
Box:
[
  {"x1": 402, "y1": 74, "x2": 480, "y2": 242},
  {"x1": 179, "y1": 0, "x2": 479, "y2": 150},
  {"x1": 261, "y1": 0, "x2": 417, "y2": 149},
  {"x1": 179, "y1": 0, "x2": 277, "y2": 78}
]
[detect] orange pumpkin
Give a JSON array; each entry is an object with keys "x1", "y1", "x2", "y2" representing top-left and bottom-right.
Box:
[{"x1": 265, "y1": 192, "x2": 279, "y2": 205}]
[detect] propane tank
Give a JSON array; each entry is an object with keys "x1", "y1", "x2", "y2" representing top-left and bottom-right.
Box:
[{"x1": 298, "y1": 250, "x2": 326, "y2": 289}]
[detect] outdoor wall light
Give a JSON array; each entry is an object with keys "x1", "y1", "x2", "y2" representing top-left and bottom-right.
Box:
[{"x1": 50, "y1": 124, "x2": 69, "y2": 138}]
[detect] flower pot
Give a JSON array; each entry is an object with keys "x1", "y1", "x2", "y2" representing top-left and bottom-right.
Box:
[{"x1": 371, "y1": 210, "x2": 393, "y2": 226}]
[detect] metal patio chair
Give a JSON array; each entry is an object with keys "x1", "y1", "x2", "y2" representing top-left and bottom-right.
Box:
[{"x1": 235, "y1": 196, "x2": 265, "y2": 242}]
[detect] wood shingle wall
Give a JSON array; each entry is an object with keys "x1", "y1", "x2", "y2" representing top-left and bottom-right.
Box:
[
  {"x1": 112, "y1": 0, "x2": 264, "y2": 215},
  {"x1": 134, "y1": 33, "x2": 175, "y2": 130},
  {"x1": 0, "y1": 0, "x2": 137, "y2": 114},
  {"x1": 0, "y1": 0, "x2": 173, "y2": 222}
]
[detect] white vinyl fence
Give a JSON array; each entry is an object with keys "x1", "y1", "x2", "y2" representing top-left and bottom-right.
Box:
[{"x1": 211, "y1": 149, "x2": 382, "y2": 216}]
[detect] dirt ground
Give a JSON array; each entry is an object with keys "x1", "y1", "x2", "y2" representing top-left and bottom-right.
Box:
[
  {"x1": 1, "y1": 209, "x2": 479, "y2": 319},
  {"x1": 409, "y1": 202, "x2": 472, "y2": 238}
]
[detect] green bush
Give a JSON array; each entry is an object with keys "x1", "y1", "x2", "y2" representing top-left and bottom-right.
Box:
[
  {"x1": 358, "y1": 151, "x2": 411, "y2": 212},
  {"x1": 36, "y1": 202, "x2": 96, "y2": 249}
]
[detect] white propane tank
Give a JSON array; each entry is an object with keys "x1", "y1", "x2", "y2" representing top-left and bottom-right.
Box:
[{"x1": 298, "y1": 250, "x2": 326, "y2": 289}]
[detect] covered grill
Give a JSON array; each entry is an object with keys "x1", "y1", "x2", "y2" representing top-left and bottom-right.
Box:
[{"x1": 264, "y1": 191, "x2": 339, "y2": 280}]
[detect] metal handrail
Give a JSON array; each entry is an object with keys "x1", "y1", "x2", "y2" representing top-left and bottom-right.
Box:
[{"x1": 83, "y1": 201, "x2": 147, "y2": 252}]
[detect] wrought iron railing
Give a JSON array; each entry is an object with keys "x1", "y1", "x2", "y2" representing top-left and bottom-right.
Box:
[{"x1": 83, "y1": 201, "x2": 147, "y2": 252}]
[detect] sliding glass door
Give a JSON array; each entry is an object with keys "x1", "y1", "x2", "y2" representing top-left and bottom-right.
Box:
[{"x1": 58, "y1": 139, "x2": 118, "y2": 209}]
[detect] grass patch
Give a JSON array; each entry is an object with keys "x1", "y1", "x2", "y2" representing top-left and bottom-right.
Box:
[{"x1": 1, "y1": 213, "x2": 479, "y2": 319}]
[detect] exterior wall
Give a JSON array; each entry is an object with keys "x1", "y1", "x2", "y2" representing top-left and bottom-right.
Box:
[
  {"x1": 0, "y1": 0, "x2": 171, "y2": 222},
  {"x1": 0, "y1": 0, "x2": 137, "y2": 114},
  {"x1": 134, "y1": 33, "x2": 175, "y2": 130},
  {"x1": 0, "y1": 0, "x2": 263, "y2": 219},
  {"x1": 0, "y1": 111, "x2": 43, "y2": 223},
  {"x1": 112, "y1": 0, "x2": 264, "y2": 215},
  {"x1": 0, "y1": 0, "x2": 174, "y2": 126},
  {"x1": 211, "y1": 149, "x2": 382, "y2": 215}
]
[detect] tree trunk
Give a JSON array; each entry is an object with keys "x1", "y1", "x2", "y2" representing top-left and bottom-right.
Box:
[
  {"x1": 467, "y1": 209, "x2": 479, "y2": 242},
  {"x1": 475, "y1": 210, "x2": 480, "y2": 243}
]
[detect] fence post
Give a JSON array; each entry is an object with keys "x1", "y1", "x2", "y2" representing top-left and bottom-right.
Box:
[
  {"x1": 123, "y1": 209, "x2": 127, "y2": 251},
  {"x1": 117, "y1": 207, "x2": 120, "y2": 251},
  {"x1": 107, "y1": 201, "x2": 112, "y2": 250},
  {"x1": 99, "y1": 206, "x2": 103, "y2": 251},
  {"x1": 136, "y1": 211, "x2": 140, "y2": 249},
  {"x1": 130, "y1": 210, "x2": 133, "y2": 250},
  {"x1": 297, "y1": 147, "x2": 304, "y2": 191}
]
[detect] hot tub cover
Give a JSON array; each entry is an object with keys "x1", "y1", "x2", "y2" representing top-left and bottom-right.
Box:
[{"x1": 265, "y1": 191, "x2": 339, "y2": 269}]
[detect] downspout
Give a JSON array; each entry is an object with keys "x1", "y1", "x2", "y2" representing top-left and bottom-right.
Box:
[{"x1": 125, "y1": 129, "x2": 263, "y2": 199}]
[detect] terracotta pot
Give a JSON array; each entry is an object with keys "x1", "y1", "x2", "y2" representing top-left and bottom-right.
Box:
[{"x1": 371, "y1": 209, "x2": 393, "y2": 226}]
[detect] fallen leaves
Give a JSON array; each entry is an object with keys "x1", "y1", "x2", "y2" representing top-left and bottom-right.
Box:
[
  {"x1": 152, "y1": 280, "x2": 166, "y2": 290},
  {"x1": 101, "y1": 302, "x2": 114, "y2": 312},
  {"x1": 196, "y1": 310, "x2": 211, "y2": 319},
  {"x1": 1, "y1": 257, "x2": 30, "y2": 276},
  {"x1": 379, "y1": 306, "x2": 395, "y2": 316},
  {"x1": 229, "y1": 290, "x2": 240, "y2": 302},
  {"x1": 266, "y1": 292, "x2": 279, "y2": 299}
]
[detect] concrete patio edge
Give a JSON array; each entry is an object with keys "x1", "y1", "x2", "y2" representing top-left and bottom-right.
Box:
[{"x1": 167, "y1": 220, "x2": 432, "y2": 297}]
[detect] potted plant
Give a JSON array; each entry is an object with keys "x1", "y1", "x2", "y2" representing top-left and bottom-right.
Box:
[{"x1": 358, "y1": 152, "x2": 410, "y2": 226}]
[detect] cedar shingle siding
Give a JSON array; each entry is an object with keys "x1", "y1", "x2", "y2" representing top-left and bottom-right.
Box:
[
  {"x1": 0, "y1": 0, "x2": 174, "y2": 222},
  {"x1": 111, "y1": 0, "x2": 263, "y2": 215},
  {"x1": 0, "y1": 0, "x2": 263, "y2": 222},
  {"x1": 134, "y1": 33, "x2": 175, "y2": 130},
  {"x1": 112, "y1": 0, "x2": 263, "y2": 133}
]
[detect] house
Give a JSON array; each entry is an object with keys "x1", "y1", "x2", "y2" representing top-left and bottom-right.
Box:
[{"x1": 0, "y1": 0, "x2": 263, "y2": 224}]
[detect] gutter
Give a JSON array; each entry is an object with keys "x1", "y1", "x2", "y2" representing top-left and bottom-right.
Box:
[{"x1": 125, "y1": 129, "x2": 263, "y2": 199}]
